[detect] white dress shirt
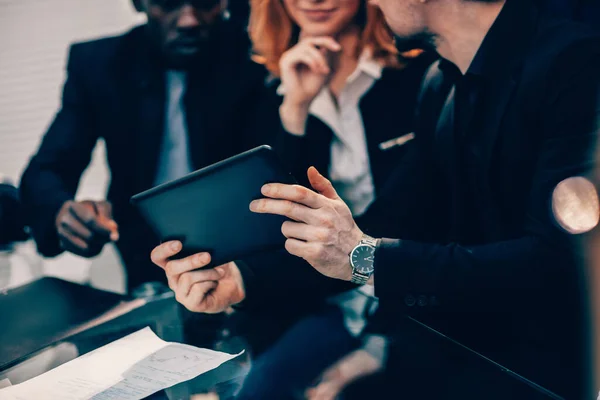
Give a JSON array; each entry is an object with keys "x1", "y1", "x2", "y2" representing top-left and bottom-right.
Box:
[
  {"x1": 154, "y1": 70, "x2": 194, "y2": 186},
  {"x1": 279, "y1": 51, "x2": 382, "y2": 336}
]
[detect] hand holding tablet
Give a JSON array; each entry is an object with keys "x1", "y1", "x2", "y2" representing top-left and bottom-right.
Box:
[{"x1": 150, "y1": 243, "x2": 245, "y2": 314}]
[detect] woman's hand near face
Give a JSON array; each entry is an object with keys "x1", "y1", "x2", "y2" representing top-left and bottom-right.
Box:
[
  {"x1": 150, "y1": 241, "x2": 246, "y2": 314},
  {"x1": 279, "y1": 37, "x2": 341, "y2": 135}
]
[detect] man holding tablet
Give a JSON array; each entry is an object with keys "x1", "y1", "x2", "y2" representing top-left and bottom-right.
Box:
[
  {"x1": 151, "y1": 0, "x2": 600, "y2": 398},
  {"x1": 21, "y1": 0, "x2": 266, "y2": 292}
]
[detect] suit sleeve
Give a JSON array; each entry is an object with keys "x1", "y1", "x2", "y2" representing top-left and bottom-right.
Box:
[
  {"x1": 19, "y1": 45, "x2": 99, "y2": 257},
  {"x1": 371, "y1": 50, "x2": 600, "y2": 322}
]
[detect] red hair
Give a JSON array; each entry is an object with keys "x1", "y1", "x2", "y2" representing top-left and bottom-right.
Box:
[{"x1": 249, "y1": 0, "x2": 412, "y2": 76}]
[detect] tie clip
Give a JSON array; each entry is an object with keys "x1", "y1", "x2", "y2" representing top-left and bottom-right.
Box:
[{"x1": 379, "y1": 132, "x2": 415, "y2": 151}]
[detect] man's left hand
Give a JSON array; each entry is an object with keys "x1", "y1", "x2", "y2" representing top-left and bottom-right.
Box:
[{"x1": 250, "y1": 166, "x2": 362, "y2": 281}]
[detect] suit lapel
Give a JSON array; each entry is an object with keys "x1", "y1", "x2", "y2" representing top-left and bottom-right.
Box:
[
  {"x1": 466, "y1": 0, "x2": 538, "y2": 179},
  {"x1": 468, "y1": 74, "x2": 517, "y2": 237},
  {"x1": 474, "y1": 75, "x2": 517, "y2": 178},
  {"x1": 435, "y1": 86, "x2": 458, "y2": 175}
]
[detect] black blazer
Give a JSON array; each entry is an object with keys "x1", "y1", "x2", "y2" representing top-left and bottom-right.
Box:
[
  {"x1": 363, "y1": 2, "x2": 600, "y2": 398},
  {"x1": 236, "y1": 54, "x2": 436, "y2": 314},
  {"x1": 19, "y1": 23, "x2": 274, "y2": 290}
]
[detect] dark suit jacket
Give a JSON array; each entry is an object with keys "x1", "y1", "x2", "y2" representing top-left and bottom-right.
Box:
[
  {"x1": 20, "y1": 23, "x2": 274, "y2": 290},
  {"x1": 364, "y1": 2, "x2": 600, "y2": 398}
]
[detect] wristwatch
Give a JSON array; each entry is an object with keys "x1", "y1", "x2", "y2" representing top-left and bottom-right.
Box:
[{"x1": 349, "y1": 234, "x2": 380, "y2": 285}]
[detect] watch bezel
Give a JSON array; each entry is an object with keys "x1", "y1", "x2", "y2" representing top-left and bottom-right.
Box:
[{"x1": 350, "y1": 243, "x2": 376, "y2": 274}]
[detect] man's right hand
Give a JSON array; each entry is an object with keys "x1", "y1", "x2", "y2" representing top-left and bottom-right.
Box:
[
  {"x1": 55, "y1": 200, "x2": 119, "y2": 257},
  {"x1": 150, "y1": 241, "x2": 246, "y2": 314}
]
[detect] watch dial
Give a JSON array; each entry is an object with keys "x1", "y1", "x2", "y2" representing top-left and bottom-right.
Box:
[{"x1": 351, "y1": 245, "x2": 376, "y2": 274}]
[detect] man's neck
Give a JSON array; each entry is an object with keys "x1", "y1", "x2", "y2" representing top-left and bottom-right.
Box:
[{"x1": 432, "y1": 1, "x2": 506, "y2": 74}]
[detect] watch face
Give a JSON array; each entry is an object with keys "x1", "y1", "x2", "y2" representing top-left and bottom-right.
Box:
[{"x1": 351, "y1": 245, "x2": 376, "y2": 274}]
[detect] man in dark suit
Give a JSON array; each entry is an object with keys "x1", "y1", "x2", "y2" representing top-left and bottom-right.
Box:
[
  {"x1": 20, "y1": 0, "x2": 268, "y2": 292},
  {"x1": 149, "y1": 0, "x2": 600, "y2": 398}
]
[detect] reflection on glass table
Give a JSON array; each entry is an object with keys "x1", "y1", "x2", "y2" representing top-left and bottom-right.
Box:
[{"x1": 0, "y1": 277, "x2": 571, "y2": 399}]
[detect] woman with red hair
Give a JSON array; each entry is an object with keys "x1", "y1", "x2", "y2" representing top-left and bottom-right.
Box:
[{"x1": 247, "y1": 0, "x2": 432, "y2": 212}]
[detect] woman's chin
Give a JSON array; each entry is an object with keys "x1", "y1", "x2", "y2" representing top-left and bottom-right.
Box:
[{"x1": 298, "y1": 24, "x2": 346, "y2": 39}]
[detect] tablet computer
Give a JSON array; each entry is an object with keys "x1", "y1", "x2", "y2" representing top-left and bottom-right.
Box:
[{"x1": 130, "y1": 145, "x2": 296, "y2": 266}]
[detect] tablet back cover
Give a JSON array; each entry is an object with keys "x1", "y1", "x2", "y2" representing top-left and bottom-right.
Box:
[{"x1": 131, "y1": 146, "x2": 295, "y2": 265}]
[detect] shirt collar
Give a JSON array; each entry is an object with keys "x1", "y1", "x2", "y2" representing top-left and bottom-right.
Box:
[
  {"x1": 354, "y1": 49, "x2": 383, "y2": 80},
  {"x1": 440, "y1": 0, "x2": 538, "y2": 79},
  {"x1": 276, "y1": 49, "x2": 382, "y2": 95},
  {"x1": 464, "y1": 1, "x2": 511, "y2": 78}
]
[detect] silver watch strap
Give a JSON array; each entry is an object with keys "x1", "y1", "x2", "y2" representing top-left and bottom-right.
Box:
[
  {"x1": 351, "y1": 273, "x2": 370, "y2": 285},
  {"x1": 361, "y1": 234, "x2": 379, "y2": 247},
  {"x1": 350, "y1": 235, "x2": 379, "y2": 284}
]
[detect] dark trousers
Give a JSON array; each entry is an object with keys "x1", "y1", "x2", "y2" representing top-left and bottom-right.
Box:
[{"x1": 236, "y1": 306, "x2": 359, "y2": 400}]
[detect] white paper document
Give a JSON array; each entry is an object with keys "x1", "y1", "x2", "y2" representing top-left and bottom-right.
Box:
[{"x1": 0, "y1": 327, "x2": 243, "y2": 400}]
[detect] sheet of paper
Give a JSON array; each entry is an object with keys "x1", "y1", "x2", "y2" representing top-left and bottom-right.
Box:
[{"x1": 0, "y1": 327, "x2": 243, "y2": 400}]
